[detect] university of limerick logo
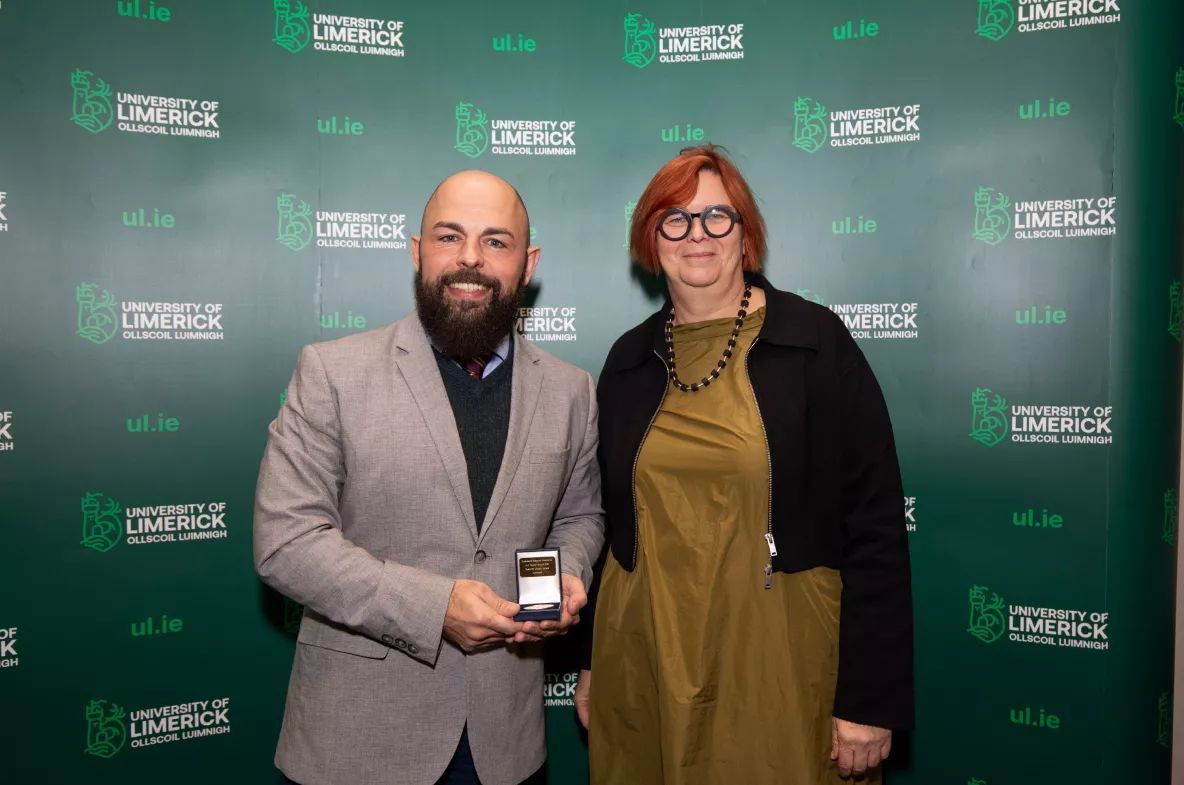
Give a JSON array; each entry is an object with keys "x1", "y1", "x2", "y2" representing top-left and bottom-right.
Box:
[
  {"x1": 975, "y1": 0, "x2": 1014, "y2": 41},
  {"x1": 276, "y1": 193, "x2": 313, "y2": 251},
  {"x1": 283, "y1": 597, "x2": 305, "y2": 635},
  {"x1": 972, "y1": 187, "x2": 1011, "y2": 246},
  {"x1": 84, "y1": 700, "x2": 127, "y2": 758},
  {"x1": 970, "y1": 388, "x2": 1009, "y2": 447},
  {"x1": 1164, "y1": 489, "x2": 1178, "y2": 547},
  {"x1": 796, "y1": 289, "x2": 826, "y2": 305},
  {"x1": 81, "y1": 492, "x2": 122, "y2": 553},
  {"x1": 1159, "y1": 693, "x2": 1172, "y2": 748},
  {"x1": 455, "y1": 102, "x2": 489, "y2": 159},
  {"x1": 76, "y1": 283, "x2": 118, "y2": 345},
  {"x1": 967, "y1": 585, "x2": 1006, "y2": 643},
  {"x1": 622, "y1": 13, "x2": 656, "y2": 69},
  {"x1": 792, "y1": 97, "x2": 827, "y2": 154},
  {"x1": 1169, "y1": 281, "x2": 1182, "y2": 341},
  {"x1": 70, "y1": 69, "x2": 113, "y2": 134},
  {"x1": 624, "y1": 201, "x2": 637, "y2": 248},
  {"x1": 273, "y1": 0, "x2": 311, "y2": 53},
  {"x1": 1174, "y1": 68, "x2": 1184, "y2": 129}
]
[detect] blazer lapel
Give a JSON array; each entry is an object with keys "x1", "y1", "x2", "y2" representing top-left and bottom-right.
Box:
[
  {"x1": 393, "y1": 317, "x2": 479, "y2": 543},
  {"x1": 478, "y1": 334, "x2": 543, "y2": 543}
]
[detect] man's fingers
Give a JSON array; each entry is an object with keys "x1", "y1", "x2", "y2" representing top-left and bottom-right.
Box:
[
  {"x1": 880, "y1": 737, "x2": 892, "y2": 759},
  {"x1": 830, "y1": 720, "x2": 839, "y2": 760},
  {"x1": 867, "y1": 747, "x2": 882, "y2": 770}
]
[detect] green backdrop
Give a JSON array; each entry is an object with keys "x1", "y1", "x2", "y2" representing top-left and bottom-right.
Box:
[{"x1": 1, "y1": 0, "x2": 1182, "y2": 782}]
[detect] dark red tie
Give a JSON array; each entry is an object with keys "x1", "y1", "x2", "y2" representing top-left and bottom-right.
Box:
[{"x1": 462, "y1": 356, "x2": 489, "y2": 379}]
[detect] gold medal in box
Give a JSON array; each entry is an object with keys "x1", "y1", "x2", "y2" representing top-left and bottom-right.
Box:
[{"x1": 513, "y1": 548, "x2": 562, "y2": 621}]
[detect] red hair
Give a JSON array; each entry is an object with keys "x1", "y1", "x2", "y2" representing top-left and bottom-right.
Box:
[{"x1": 629, "y1": 144, "x2": 767, "y2": 274}]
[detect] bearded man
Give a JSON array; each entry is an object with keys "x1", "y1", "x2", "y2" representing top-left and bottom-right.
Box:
[{"x1": 254, "y1": 170, "x2": 605, "y2": 785}]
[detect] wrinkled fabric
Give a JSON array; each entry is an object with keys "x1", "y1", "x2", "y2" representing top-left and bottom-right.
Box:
[{"x1": 590, "y1": 310, "x2": 873, "y2": 785}]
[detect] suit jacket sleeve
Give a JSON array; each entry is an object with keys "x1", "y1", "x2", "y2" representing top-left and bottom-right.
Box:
[
  {"x1": 253, "y1": 344, "x2": 456, "y2": 667},
  {"x1": 544, "y1": 370, "x2": 606, "y2": 590},
  {"x1": 832, "y1": 332, "x2": 916, "y2": 729}
]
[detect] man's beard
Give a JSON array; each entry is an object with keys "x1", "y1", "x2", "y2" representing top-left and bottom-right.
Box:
[{"x1": 415, "y1": 267, "x2": 525, "y2": 360}]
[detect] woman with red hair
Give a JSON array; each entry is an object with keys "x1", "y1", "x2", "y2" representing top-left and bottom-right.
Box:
[{"x1": 575, "y1": 145, "x2": 914, "y2": 784}]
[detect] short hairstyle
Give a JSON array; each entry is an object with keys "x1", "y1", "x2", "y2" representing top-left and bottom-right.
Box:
[{"x1": 628, "y1": 144, "x2": 767, "y2": 274}]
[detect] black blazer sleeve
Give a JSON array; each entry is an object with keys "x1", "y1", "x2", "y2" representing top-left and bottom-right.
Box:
[{"x1": 831, "y1": 335, "x2": 915, "y2": 730}]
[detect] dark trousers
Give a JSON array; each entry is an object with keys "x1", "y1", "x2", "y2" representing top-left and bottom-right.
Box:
[{"x1": 283, "y1": 726, "x2": 544, "y2": 785}]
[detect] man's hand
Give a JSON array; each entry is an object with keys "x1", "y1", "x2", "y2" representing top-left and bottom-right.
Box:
[
  {"x1": 507, "y1": 573, "x2": 587, "y2": 644},
  {"x1": 831, "y1": 717, "x2": 891, "y2": 778},
  {"x1": 575, "y1": 669, "x2": 591, "y2": 729},
  {"x1": 443, "y1": 579, "x2": 524, "y2": 652}
]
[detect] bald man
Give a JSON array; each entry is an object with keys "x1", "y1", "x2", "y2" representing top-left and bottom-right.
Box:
[{"x1": 254, "y1": 171, "x2": 605, "y2": 785}]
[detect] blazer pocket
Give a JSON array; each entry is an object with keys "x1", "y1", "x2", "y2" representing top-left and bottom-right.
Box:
[
  {"x1": 297, "y1": 615, "x2": 391, "y2": 660},
  {"x1": 529, "y1": 447, "x2": 570, "y2": 464}
]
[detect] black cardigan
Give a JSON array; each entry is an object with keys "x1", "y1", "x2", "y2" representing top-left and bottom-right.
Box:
[{"x1": 580, "y1": 273, "x2": 915, "y2": 730}]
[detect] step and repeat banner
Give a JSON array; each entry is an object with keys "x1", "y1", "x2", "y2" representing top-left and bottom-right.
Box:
[{"x1": 1, "y1": 0, "x2": 1182, "y2": 782}]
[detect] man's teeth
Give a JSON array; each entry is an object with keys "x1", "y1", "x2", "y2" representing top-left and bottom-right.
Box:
[{"x1": 450, "y1": 282, "x2": 489, "y2": 292}]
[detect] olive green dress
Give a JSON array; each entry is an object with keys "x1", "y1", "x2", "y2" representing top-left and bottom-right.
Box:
[{"x1": 589, "y1": 309, "x2": 870, "y2": 785}]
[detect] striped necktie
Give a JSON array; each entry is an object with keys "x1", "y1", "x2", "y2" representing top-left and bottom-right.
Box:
[{"x1": 461, "y1": 355, "x2": 490, "y2": 380}]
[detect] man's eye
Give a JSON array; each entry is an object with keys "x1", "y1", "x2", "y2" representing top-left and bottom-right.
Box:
[
  {"x1": 488, "y1": 239, "x2": 506, "y2": 249},
  {"x1": 439, "y1": 234, "x2": 459, "y2": 242}
]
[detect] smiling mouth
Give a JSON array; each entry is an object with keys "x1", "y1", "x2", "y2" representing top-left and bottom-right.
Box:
[{"x1": 446, "y1": 282, "x2": 491, "y2": 296}]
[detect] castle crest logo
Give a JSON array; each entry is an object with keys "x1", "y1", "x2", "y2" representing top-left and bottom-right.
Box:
[
  {"x1": 967, "y1": 585, "x2": 1006, "y2": 643},
  {"x1": 972, "y1": 187, "x2": 1011, "y2": 245},
  {"x1": 975, "y1": 0, "x2": 1015, "y2": 40},
  {"x1": 624, "y1": 201, "x2": 637, "y2": 248},
  {"x1": 970, "y1": 388, "x2": 1009, "y2": 446},
  {"x1": 81, "y1": 492, "x2": 123, "y2": 553},
  {"x1": 454, "y1": 102, "x2": 576, "y2": 158},
  {"x1": 75, "y1": 284, "x2": 227, "y2": 343},
  {"x1": 970, "y1": 387, "x2": 1113, "y2": 446},
  {"x1": 276, "y1": 193, "x2": 407, "y2": 251},
  {"x1": 277, "y1": 194, "x2": 313, "y2": 250},
  {"x1": 70, "y1": 70, "x2": 114, "y2": 133},
  {"x1": 77, "y1": 284, "x2": 118, "y2": 345},
  {"x1": 455, "y1": 102, "x2": 489, "y2": 158},
  {"x1": 623, "y1": 14, "x2": 656, "y2": 68},
  {"x1": 86, "y1": 696, "x2": 232, "y2": 755},
  {"x1": 85, "y1": 700, "x2": 128, "y2": 758},
  {"x1": 973, "y1": 187, "x2": 1117, "y2": 242},
  {"x1": 968, "y1": 584, "x2": 1110, "y2": 651},
  {"x1": 81, "y1": 493, "x2": 230, "y2": 550},
  {"x1": 622, "y1": 12, "x2": 744, "y2": 66},
  {"x1": 70, "y1": 69, "x2": 221, "y2": 139},
  {"x1": 793, "y1": 96, "x2": 920, "y2": 152},
  {"x1": 273, "y1": 0, "x2": 405, "y2": 57},
  {"x1": 976, "y1": 0, "x2": 1120, "y2": 37}
]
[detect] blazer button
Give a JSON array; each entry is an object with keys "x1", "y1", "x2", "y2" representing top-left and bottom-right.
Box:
[
  {"x1": 395, "y1": 638, "x2": 407, "y2": 648},
  {"x1": 408, "y1": 644, "x2": 419, "y2": 655},
  {"x1": 381, "y1": 634, "x2": 393, "y2": 645},
  {"x1": 475, "y1": 550, "x2": 487, "y2": 564}
]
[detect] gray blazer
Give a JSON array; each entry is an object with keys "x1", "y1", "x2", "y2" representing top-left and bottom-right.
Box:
[{"x1": 253, "y1": 314, "x2": 605, "y2": 785}]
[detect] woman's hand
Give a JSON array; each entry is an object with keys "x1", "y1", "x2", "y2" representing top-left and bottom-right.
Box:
[
  {"x1": 575, "y1": 669, "x2": 592, "y2": 729},
  {"x1": 831, "y1": 717, "x2": 891, "y2": 777}
]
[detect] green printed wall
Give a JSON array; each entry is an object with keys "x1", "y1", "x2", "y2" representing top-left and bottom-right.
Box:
[{"x1": 1, "y1": 0, "x2": 1182, "y2": 782}]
